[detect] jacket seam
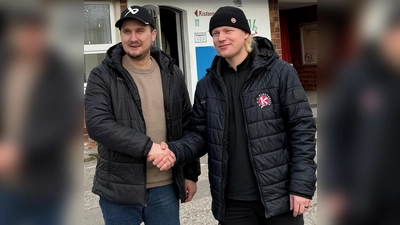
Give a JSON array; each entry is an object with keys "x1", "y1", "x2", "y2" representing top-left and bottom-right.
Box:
[
  {"x1": 249, "y1": 131, "x2": 285, "y2": 141},
  {"x1": 259, "y1": 180, "x2": 287, "y2": 190},
  {"x1": 290, "y1": 178, "x2": 315, "y2": 184},
  {"x1": 251, "y1": 147, "x2": 286, "y2": 156},
  {"x1": 284, "y1": 100, "x2": 309, "y2": 108},
  {"x1": 287, "y1": 115, "x2": 314, "y2": 123},
  {"x1": 246, "y1": 118, "x2": 283, "y2": 125},
  {"x1": 255, "y1": 163, "x2": 288, "y2": 172}
]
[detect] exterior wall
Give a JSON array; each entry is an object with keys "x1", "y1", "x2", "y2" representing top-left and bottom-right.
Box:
[
  {"x1": 268, "y1": 0, "x2": 282, "y2": 58},
  {"x1": 126, "y1": 0, "x2": 271, "y2": 101},
  {"x1": 280, "y1": 5, "x2": 317, "y2": 91}
]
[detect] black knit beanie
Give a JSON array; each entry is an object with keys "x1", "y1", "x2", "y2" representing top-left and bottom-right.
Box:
[{"x1": 209, "y1": 6, "x2": 250, "y2": 36}]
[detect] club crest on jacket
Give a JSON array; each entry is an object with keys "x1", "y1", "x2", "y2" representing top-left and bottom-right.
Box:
[{"x1": 256, "y1": 93, "x2": 272, "y2": 108}]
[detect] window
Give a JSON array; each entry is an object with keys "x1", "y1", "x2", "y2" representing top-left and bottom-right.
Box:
[
  {"x1": 84, "y1": 4, "x2": 112, "y2": 45},
  {"x1": 84, "y1": 53, "x2": 106, "y2": 83},
  {"x1": 84, "y1": 1, "x2": 116, "y2": 94},
  {"x1": 84, "y1": 53, "x2": 106, "y2": 94},
  {"x1": 84, "y1": 2, "x2": 116, "y2": 53}
]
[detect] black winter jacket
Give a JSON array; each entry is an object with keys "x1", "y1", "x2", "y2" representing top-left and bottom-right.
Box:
[
  {"x1": 168, "y1": 37, "x2": 317, "y2": 221},
  {"x1": 85, "y1": 43, "x2": 200, "y2": 205}
]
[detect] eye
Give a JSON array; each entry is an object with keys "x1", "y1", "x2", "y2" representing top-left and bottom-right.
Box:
[
  {"x1": 212, "y1": 32, "x2": 219, "y2": 37},
  {"x1": 123, "y1": 30, "x2": 130, "y2": 34}
]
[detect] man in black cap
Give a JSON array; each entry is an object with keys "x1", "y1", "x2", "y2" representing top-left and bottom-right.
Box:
[
  {"x1": 150, "y1": 6, "x2": 317, "y2": 225},
  {"x1": 85, "y1": 5, "x2": 200, "y2": 225}
]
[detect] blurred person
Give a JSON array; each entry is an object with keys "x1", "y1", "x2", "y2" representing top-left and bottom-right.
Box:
[
  {"x1": 149, "y1": 6, "x2": 317, "y2": 225},
  {"x1": 84, "y1": 5, "x2": 200, "y2": 225},
  {"x1": 0, "y1": 4, "x2": 80, "y2": 225},
  {"x1": 321, "y1": 2, "x2": 400, "y2": 225}
]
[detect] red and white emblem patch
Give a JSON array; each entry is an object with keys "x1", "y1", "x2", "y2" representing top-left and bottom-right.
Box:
[{"x1": 256, "y1": 93, "x2": 272, "y2": 108}]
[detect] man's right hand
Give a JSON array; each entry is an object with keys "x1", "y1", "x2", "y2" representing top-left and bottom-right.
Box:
[{"x1": 147, "y1": 143, "x2": 175, "y2": 171}]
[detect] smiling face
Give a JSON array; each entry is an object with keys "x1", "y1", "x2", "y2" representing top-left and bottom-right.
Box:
[
  {"x1": 211, "y1": 26, "x2": 249, "y2": 60},
  {"x1": 120, "y1": 19, "x2": 156, "y2": 60}
]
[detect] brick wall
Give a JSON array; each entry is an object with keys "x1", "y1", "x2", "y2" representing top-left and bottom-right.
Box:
[
  {"x1": 268, "y1": 0, "x2": 282, "y2": 59},
  {"x1": 120, "y1": 0, "x2": 127, "y2": 11},
  {"x1": 280, "y1": 5, "x2": 317, "y2": 91}
]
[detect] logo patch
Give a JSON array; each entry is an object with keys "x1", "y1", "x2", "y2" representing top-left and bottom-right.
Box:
[
  {"x1": 256, "y1": 93, "x2": 272, "y2": 108},
  {"x1": 231, "y1": 18, "x2": 237, "y2": 23},
  {"x1": 125, "y1": 7, "x2": 139, "y2": 17}
]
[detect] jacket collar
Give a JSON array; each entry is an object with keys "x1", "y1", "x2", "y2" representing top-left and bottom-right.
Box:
[
  {"x1": 207, "y1": 36, "x2": 279, "y2": 78},
  {"x1": 103, "y1": 43, "x2": 175, "y2": 73}
]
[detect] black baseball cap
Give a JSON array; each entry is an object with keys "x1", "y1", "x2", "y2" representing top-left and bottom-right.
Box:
[{"x1": 115, "y1": 6, "x2": 155, "y2": 29}]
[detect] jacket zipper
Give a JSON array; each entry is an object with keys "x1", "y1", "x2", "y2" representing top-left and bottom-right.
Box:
[
  {"x1": 240, "y1": 67, "x2": 269, "y2": 216},
  {"x1": 113, "y1": 62, "x2": 151, "y2": 206},
  {"x1": 211, "y1": 71, "x2": 230, "y2": 221},
  {"x1": 108, "y1": 54, "x2": 176, "y2": 206},
  {"x1": 163, "y1": 71, "x2": 183, "y2": 200}
]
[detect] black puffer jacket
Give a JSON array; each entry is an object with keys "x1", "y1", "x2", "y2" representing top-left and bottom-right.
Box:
[
  {"x1": 168, "y1": 37, "x2": 317, "y2": 221},
  {"x1": 85, "y1": 43, "x2": 200, "y2": 205}
]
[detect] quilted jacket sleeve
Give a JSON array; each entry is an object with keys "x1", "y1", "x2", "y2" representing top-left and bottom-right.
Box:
[
  {"x1": 175, "y1": 67, "x2": 201, "y2": 181},
  {"x1": 279, "y1": 63, "x2": 317, "y2": 198},
  {"x1": 168, "y1": 81, "x2": 208, "y2": 166},
  {"x1": 85, "y1": 66, "x2": 152, "y2": 159}
]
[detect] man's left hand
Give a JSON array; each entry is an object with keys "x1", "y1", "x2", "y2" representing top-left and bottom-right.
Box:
[
  {"x1": 290, "y1": 194, "x2": 311, "y2": 217},
  {"x1": 184, "y1": 179, "x2": 197, "y2": 203}
]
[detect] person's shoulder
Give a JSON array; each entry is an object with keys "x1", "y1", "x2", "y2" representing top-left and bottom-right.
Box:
[
  {"x1": 170, "y1": 64, "x2": 186, "y2": 82},
  {"x1": 198, "y1": 72, "x2": 214, "y2": 85},
  {"x1": 269, "y1": 58, "x2": 294, "y2": 72},
  {"x1": 194, "y1": 73, "x2": 216, "y2": 96}
]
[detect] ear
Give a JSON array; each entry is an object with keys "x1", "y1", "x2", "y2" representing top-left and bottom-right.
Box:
[
  {"x1": 152, "y1": 29, "x2": 157, "y2": 42},
  {"x1": 245, "y1": 32, "x2": 250, "y2": 39}
]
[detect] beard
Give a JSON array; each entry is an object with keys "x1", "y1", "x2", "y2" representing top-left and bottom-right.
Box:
[{"x1": 126, "y1": 44, "x2": 151, "y2": 60}]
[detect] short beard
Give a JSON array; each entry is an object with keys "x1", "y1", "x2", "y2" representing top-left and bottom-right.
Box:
[{"x1": 126, "y1": 47, "x2": 150, "y2": 60}]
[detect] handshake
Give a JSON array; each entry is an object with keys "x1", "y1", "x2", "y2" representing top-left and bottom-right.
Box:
[{"x1": 147, "y1": 142, "x2": 175, "y2": 171}]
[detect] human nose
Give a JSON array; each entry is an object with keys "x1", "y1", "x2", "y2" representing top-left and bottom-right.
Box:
[
  {"x1": 129, "y1": 32, "x2": 138, "y2": 42},
  {"x1": 218, "y1": 32, "x2": 227, "y2": 42}
]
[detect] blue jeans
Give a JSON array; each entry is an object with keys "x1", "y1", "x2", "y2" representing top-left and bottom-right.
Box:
[{"x1": 99, "y1": 184, "x2": 180, "y2": 225}]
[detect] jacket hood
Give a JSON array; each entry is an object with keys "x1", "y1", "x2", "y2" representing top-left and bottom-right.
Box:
[
  {"x1": 208, "y1": 36, "x2": 279, "y2": 74},
  {"x1": 103, "y1": 43, "x2": 176, "y2": 72}
]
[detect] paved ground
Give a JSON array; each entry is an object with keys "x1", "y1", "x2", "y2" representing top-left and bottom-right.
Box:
[{"x1": 84, "y1": 150, "x2": 317, "y2": 225}]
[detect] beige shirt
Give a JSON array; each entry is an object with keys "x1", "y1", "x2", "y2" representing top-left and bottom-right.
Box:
[{"x1": 122, "y1": 55, "x2": 173, "y2": 188}]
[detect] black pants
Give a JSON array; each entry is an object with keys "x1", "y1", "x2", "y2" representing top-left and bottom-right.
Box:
[{"x1": 220, "y1": 199, "x2": 304, "y2": 225}]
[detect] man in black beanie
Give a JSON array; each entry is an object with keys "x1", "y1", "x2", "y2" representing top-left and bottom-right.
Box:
[{"x1": 150, "y1": 6, "x2": 317, "y2": 225}]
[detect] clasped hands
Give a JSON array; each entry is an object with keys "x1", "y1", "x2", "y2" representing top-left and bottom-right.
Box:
[{"x1": 147, "y1": 142, "x2": 174, "y2": 171}]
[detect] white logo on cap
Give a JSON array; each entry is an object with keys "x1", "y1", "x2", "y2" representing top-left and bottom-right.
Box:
[
  {"x1": 125, "y1": 7, "x2": 139, "y2": 17},
  {"x1": 231, "y1": 18, "x2": 237, "y2": 23}
]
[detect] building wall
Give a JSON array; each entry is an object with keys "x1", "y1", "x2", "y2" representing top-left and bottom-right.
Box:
[
  {"x1": 268, "y1": 0, "x2": 282, "y2": 58},
  {"x1": 280, "y1": 5, "x2": 317, "y2": 91},
  {"x1": 125, "y1": 0, "x2": 271, "y2": 101}
]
